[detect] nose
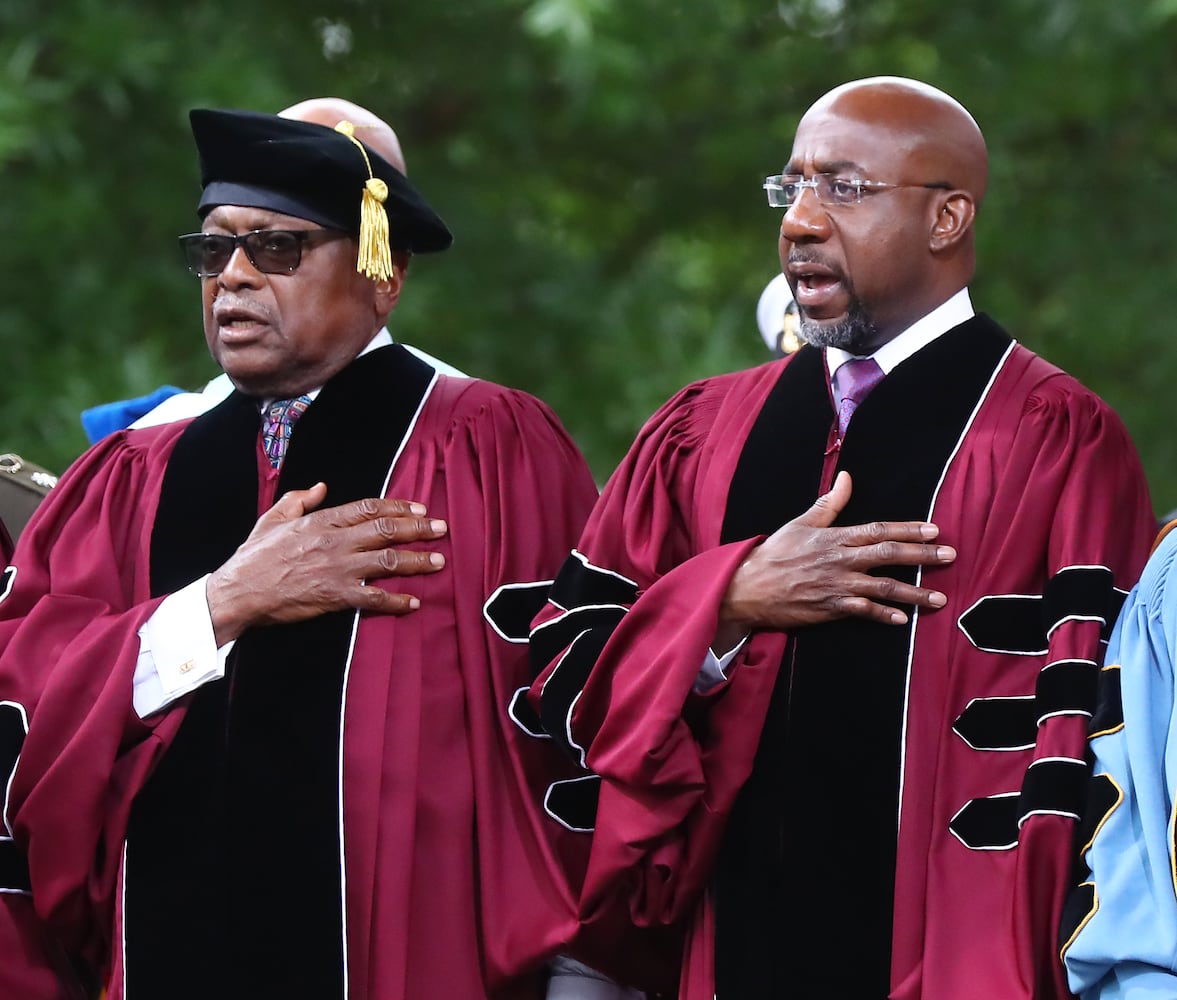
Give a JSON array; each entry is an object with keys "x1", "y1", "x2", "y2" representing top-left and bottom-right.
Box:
[
  {"x1": 780, "y1": 186, "x2": 830, "y2": 244},
  {"x1": 216, "y1": 245, "x2": 263, "y2": 289}
]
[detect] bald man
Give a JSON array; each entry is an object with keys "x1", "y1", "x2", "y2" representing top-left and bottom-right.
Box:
[{"x1": 526, "y1": 78, "x2": 1155, "y2": 999}]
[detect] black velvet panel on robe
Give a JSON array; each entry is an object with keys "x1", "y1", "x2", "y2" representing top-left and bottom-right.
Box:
[
  {"x1": 713, "y1": 317, "x2": 1012, "y2": 999},
  {"x1": 126, "y1": 345, "x2": 433, "y2": 1000}
]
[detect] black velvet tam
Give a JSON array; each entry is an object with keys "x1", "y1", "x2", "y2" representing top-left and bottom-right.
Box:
[{"x1": 190, "y1": 108, "x2": 453, "y2": 253}]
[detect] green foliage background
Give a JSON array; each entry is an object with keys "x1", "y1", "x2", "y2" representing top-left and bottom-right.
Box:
[{"x1": 2, "y1": 0, "x2": 1176, "y2": 511}]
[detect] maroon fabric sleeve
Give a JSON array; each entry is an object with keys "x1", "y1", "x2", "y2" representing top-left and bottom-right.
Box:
[
  {"x1": 0, "y1": 426, "x2": 186, "y2": 985},
  {"x1": 527, "y1": 377, "x2": 782, "y2": 938},
  {"x1": 893, "y1": 363, "x2": 1157, "y2": 1000},
  {"x1": 1009, "y1": 383, "x2": 1154, "y2": 999}
]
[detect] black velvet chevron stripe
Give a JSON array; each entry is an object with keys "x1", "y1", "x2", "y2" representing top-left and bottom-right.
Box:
[
  {"x1": 547, "y1": 553, "x2": 639, "y2": 610},
  {"x1": 1045, "y1": 567, "x2": 1116, "y2": 636},
  {"x1": 529, "y1": 605, "x2": 628, "y2": 678},
  {"x1": 1088, "y1": 666, "x2": 1124, "y2": 737},
  {"x1": 0, "y1": 702, "x2": 29, "y2": 893},
  {"x1": 508, "y1": 687, "x2": 548, "y2": 739},
  {"x1": 953, "y1": 697, "x2": 1038, "y2": 750},
  {"x1": 0, "y1": 840, "x2": 29, "y2": 894},
  {"x1": 1075, "y1": 772, "x2": 1121, "y2": 858},
  {"x1": 959, "y1": 596, "x2": 1046, "y2": 654},
  {"x1": 0, "y1": 701, "x2": 26, "y2": 791},
  {"x1": 1058, "y1": 882, "x2": 1097, "y2": 957},
  {"x1": 952, "y1": 661, "x2": 1099, "y2": 751},
  {"x1": 960, "y1": 567, "x2": 1121, "y2": 654},
  {"x1": 1037, "y1": 659, "x2": 1099, "y2": 721},
  {"x1": 544, "y1": 775, "x2": 601, "y2": 832},
  {"x1": 484, "y1": 582, "x2": 555, "y2": 643},
  {"x1": 1021, "y1": 757, "x2": 1088, "y2": 820},
  {"x1": 951, "y1": 759, "x2": 1089, "y2": 849},
  {"x1": 950, "y1": 793, "x2": 1020, "y2": 850},
  {"x1": 538, "y1": 617, "x2": 621, "y2": 759}
]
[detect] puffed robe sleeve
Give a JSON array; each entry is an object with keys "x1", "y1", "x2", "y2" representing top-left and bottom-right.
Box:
[
  {"x1": 0, "y1": 427, "x2": 182, "y2": 991},
  {"x1": 527, "y1": 377, "x2": 782, "y2": 944}
]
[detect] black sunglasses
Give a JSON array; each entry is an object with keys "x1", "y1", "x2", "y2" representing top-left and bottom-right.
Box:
[{"x1": 178, "y1": 228, "x2": 346, "y2": 277}]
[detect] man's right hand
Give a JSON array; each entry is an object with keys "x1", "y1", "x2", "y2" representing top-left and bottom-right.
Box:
[
  {"x1": 206, "y1": 482, "x2": 447, "y2": 646},
  {"x1": 715, "y1": 471, "x2": 956, "y2": 651}
]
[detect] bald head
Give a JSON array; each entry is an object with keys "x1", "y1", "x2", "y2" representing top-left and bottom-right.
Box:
[
  {"x1": 279, "y1": 97, "x2": 407, "y2": 176},
  {"x1": 804, "y1": 77, "x2": 988, "y2": 206},
  {"x1": 278, "y1": 96, "x2": 414, "y2": 287},
  {"x1": 779, "y1": 77, "x2": 987, "y2": 352}
]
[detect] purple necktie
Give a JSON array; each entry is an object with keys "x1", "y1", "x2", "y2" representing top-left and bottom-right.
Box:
[
  {"x1": 261, "y1": 394, "x2": 312, "y2": 468},
  {"x1": 835, "y1": 357, "x2": 884, "y2": 437}
]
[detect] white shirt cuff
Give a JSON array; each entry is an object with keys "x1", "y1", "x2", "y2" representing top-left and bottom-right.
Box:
[
  {"x1": 694, "y1": 635, "x2": 749, "y2": 694},
  {"x1": 546, "y1": 956, "x2": 645, "y2": 999},
  {"x1": 133, "y1": 575, "x2": 234, "y2": 718}
]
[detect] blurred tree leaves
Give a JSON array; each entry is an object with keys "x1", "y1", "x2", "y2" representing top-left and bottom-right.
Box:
[{"x1": 1, "y1": 0, "x2": 1176, "y2": 512}]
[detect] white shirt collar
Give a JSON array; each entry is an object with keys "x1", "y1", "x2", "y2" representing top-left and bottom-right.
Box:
[
  {"x1": 359, "y1": 327, "x2": 394, "y2": 357},
  {"x1": 825, "y1": 287, "x2": 974, "y2": 381}
]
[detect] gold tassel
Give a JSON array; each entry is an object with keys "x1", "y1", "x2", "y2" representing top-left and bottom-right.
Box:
[
  {"x1": 335, "y1": 120, "x2": 394, "y2": 281},
  {"x1": 358, "y1": 177, "x2": 392, "y2": 281}
]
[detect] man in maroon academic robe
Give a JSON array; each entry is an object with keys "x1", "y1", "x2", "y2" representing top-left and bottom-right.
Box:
[
  {"x1": 527, "y1": 77, "x2": 1156, "y2": 999},
  {"x1": 0, "y1": 104, "x2": 636, "y2": 999}
]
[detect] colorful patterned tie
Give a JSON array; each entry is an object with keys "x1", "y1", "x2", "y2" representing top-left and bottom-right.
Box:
[
  {"x1": 261, "y1": 394, "x2": 312, "y2": 468},
  {"x1": 835, "y1": 357, "x2": 885, "y2": 438}
]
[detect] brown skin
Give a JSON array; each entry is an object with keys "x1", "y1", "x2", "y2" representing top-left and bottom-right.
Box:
[
  {"x1": 715, "y1": 473, "x2": 953, "y2": 651},
  {"x1": 780, "y1": 77, "x2": 987, "y2": 351},
  {"x1": 716, "y1": 78, "x2": 982, "y2": 645},
  {"x1": 208, "y1": 485, "x2": 447, "y2": 644},
  {"x1": 200, "y1": 205, "x2": 400, "y2": 399},
  {"x1": 202, "y1": 101, "x2": 442, "y2": 646}
]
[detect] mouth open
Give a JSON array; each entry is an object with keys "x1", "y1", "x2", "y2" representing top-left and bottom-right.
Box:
[
  {"x1": 789, "y1": 262, "x2": 846, "y2": 313},
  {"x1": 213, "y1": 300, "x2": 271, "y2": 342},
  {"x1": 216, "y1": 317, "x2": 268, "y2": 343}
]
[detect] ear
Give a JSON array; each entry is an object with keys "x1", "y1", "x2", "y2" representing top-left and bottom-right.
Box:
[
  {"x1": 929, "y1": 191, "x2": 975, "y2": 253},
  {"x1": 373, "y1": 252, "x2": 410, "y2": 315}
]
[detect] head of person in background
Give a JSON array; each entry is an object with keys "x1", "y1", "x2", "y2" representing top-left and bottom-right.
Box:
[
  {"x1": 278, "y1": 96, "x2": 416, "y2": 288},
  {"x1": 755, "y1": 272, "x2": 804, "y2": 358},
  {"x1": 282, "y1": 96, "x2": 408, "y2": 170}
]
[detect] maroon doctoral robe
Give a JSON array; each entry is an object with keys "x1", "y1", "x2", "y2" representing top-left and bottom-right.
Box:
[
  {"x1": 0, "y1": 346, "x2": 609, "y2": 1000},
  {"x1": 528, "y1": 316, "x2": 1155, "y2": 999}
]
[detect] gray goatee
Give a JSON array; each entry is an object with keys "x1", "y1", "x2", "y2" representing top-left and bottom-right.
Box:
[{"x1": 800, "y1": 298, "x2": 880, "y2": 354}]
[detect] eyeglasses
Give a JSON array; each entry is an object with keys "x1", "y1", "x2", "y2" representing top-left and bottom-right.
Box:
[
  {"x1": 178, "y1": 228, "x2": 345, "y2": 277},
  {"x1": 763, "y1": 173, "x2": 950, "y2": 209}
]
